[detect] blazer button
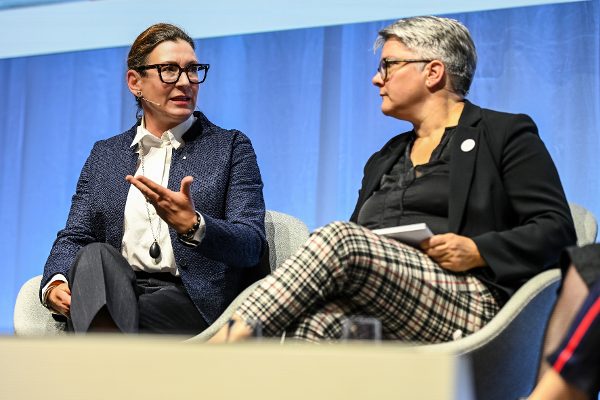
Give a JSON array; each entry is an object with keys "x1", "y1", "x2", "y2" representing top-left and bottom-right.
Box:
[{"x1": 179, "y1": 260, "x2": 188, "y2": 269}]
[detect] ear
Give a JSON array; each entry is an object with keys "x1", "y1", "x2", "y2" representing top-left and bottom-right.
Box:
[
  {"x1": 127, "y1": 69, "x2": 143, "y2": 97},
  {"x1": 424, "y1": 60, "x2": 446, "y2": 90}
]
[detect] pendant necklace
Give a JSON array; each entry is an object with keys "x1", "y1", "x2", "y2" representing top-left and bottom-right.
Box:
[{"x1": 139, "y1": 140, "x2": 168, "y2": 259}]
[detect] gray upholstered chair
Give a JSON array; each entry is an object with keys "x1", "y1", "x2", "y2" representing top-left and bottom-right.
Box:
[
  {"x1": 13, "y1": 210, "x2": 309, "y2": 336},
  {"x1": 417, "y1": 203, "x2": 598, "y2": 400},
  {"x1": 186, "y1": 210, "x2": 310, "y2": 342},
  {"x1": 14, "y1": 278, "x2": 69, "y2": 336}
]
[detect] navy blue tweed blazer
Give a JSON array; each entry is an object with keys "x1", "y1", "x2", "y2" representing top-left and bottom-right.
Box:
[{"x1": 41, "y1": 111, "x2": 266, "y2": 324}]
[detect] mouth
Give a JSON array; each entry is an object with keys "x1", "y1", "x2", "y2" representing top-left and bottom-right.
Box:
[{"x1": 170, "y1": 95, "x2": 192, "y2": 103}]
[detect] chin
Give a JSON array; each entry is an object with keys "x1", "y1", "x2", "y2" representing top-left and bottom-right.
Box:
[
  {"x1": 380, "y1": 101, "x2": 409, "y2": 119},
  {"x1": 380, "y1": 105, "x2": 396, "y2": 117},
  {"x1": 168, "y1": 108, "x2": 194, "y2": 120},
  {"x1": 380, "y1": 98, "x2": 393, "y2": 115}
]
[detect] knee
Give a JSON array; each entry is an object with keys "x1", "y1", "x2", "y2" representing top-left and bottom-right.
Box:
[
  {"x1": 310, "y1": 221, "x2": 368, "y2": 261},
  {"x1": 78, "y1": 242, "x2": 118, "y2": 258},
  {"x1": 71, "y1": 243, "x2": 132, "y2": 280},
  {"x1": 315, "y1": 221, "x2": 363, "y2": 240}
]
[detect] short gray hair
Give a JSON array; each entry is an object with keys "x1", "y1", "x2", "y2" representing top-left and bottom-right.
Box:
[{"x1": 375, "y1": 16, "x2": 477, "y2": 96}]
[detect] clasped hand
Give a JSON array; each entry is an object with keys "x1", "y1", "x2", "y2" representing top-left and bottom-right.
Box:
[
  {"x1": 420, "y1": 233, "x2": 485, "y2": 272},
  {"x1": 125, "y1": 175, "x2": 197, "y2": 234},
  {"x1": 47, "y1": 282, "x2": 71, "y2": 317}
]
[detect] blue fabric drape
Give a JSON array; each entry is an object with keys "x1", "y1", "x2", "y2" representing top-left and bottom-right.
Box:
[{"x1": 1, "y1": 1, "x2": 598, "y2": 333}]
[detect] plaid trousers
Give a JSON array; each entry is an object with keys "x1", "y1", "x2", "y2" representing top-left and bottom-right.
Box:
[{"x1": 237, "y1": 221, "x2": 500, "y2": 343}]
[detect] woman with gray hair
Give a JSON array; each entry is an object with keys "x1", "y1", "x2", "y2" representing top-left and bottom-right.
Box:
[{"x1": 210, "y1": 16, "x2": 575, "y2": 343}]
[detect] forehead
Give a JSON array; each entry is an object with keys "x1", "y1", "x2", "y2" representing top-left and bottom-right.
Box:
[
  {"x1": 147, "y1": 39, "x2": 197, "y2": 63},
  {"x1": 380, "y1": 38, "x2": 415, "y2": 58}
]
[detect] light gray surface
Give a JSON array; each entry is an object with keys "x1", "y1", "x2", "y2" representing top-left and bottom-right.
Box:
[
  {"x1": 13, "y1": 275, "x2": 67, "y2": 336},
  {"x1": 0, "y1": 0, "x2": 581, "y2": 59},
  {"x1": 570, "y1": 202, "x2": 598, "y2": 247},
  {"x1": 264, "y1": 210, "x2": 310, "y2": 272}
]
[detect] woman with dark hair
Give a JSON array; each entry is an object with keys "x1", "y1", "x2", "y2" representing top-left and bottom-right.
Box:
[
  {"x1": 209, "y1": 16, "x2": 576, "y2": 343},
  {"x1": 40, "y1": 23, "x2": 267, "y2": 335}
]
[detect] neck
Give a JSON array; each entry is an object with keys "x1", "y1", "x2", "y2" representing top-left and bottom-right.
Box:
[
  {"x1": 143, "y1": 113, "x2": 183, "y2": 138},
  {"x1": 143, "y1": 119, "x2": 169, "y2": 138},
  {"x1": 412, "y1": 97, "x2": 465, "y2": 139}
]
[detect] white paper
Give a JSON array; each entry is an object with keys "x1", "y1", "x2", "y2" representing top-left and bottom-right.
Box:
[{"x1": 372, "y1": 223, "x2": 433, "y2": 247}]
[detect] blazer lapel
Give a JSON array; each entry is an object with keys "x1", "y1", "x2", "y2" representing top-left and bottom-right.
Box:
[
  {"x1": 362, "y1": 135, "x2": 411, "y2": 202},
  {"x1": 169, "y1": 113, "x2": 205, "y2": 191},
  {"x1": 448, "y1": 127, "x2": 480, "y2": 232},
  {"x1": 448, "y1": 101, "x2": 482, "y2": 232}
]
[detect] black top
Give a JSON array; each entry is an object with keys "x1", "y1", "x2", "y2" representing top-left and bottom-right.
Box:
[{"x1": 357, "y1": 127, "x2": 455, "y2": 234}]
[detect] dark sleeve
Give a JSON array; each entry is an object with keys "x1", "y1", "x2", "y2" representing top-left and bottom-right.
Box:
[
  {"x1": 472, "y1": 114, "x2": 576, "y2": 286},
  {"x1": 560, "y1": 244, "x2": 600, "y2": 289},
  {"x1": 349, "y1": 151, "x2": 378, "y2": 223},
  {"x1": 40, "y1": 144, "x2": 99, "y2": 298},
  {"x1": 548, "y1": 278, "x2": 600, "y2": 398},
  {"x1": 195, "y1": 131, "x2": 266, "y2": 269}
]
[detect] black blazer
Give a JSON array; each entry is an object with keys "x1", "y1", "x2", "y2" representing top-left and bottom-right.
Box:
[{"x1": 350, "y1": 101, "x2": 576, "y2": 299}]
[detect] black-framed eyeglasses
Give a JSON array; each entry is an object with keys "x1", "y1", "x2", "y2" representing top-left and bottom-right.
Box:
[
  {"x1": 377, "y1": 58, "x2": 433, "y2": 81},
  {"x1": 135, "y1": 63, "x2": 210, "y2": 84}
]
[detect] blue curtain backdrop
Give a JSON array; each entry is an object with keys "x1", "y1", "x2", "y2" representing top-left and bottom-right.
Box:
[{"x1": 1, "y1": 1, "x2": 598, "y2": 333}]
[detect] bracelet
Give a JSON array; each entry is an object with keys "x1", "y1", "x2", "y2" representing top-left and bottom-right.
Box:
[
  {"x1": 178, "y1": 211, "x2": 201, "y2": 241},
  {"x1": 42, "y1": 282, "x2": 61, "y2": 309}
]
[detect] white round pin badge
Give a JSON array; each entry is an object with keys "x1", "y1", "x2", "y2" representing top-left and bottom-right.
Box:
[{"x1": 461, "y1": 139, "x2": 476, "y2": 152}]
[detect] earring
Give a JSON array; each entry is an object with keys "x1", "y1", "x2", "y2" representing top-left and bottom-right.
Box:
[{"x1": 136, "y1": 90, "x2": 142, "y2": 98}]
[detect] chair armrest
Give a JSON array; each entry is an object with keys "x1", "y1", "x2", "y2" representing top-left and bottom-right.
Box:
[
  {"x1": 14, "y1": 275, "x2": 67, "y2": 336},
  {"x1": 417, "y1": 269, "x2": 560, "y2": 355}
]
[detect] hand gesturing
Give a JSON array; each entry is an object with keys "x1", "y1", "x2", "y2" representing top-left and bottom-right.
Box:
[{"x1": 125, "y1": 175, "x2": 197, "y2": 234}]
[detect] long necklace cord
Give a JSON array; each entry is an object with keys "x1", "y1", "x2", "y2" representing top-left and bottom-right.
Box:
[{"x1": 139, "y1": 142, "x2": 168, "y2": 259}]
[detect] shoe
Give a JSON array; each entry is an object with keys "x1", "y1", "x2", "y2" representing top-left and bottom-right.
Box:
[{"x1": 224, "y1": 318, "x2": 262, "y2": 342}]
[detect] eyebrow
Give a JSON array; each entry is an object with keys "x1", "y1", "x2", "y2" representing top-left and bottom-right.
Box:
[{"x1": 156, "y1": 60, "x2": 200, "y2": 65}]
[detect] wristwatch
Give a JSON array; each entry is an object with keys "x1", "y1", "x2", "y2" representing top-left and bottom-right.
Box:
[{"x1": 177, "y1": 211, "x2": 201, "y2": 243}]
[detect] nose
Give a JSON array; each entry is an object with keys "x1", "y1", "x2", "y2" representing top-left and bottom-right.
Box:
[
  {"x1": 176, "y1": 70, "x2": 192, "y2": 86},
  {"x1": 372, "y1": 71, "x2": 384, "y2": 87}
]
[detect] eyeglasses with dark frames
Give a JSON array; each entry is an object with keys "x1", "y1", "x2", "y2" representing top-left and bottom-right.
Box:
[
  {"x1": 135, "y1": 63, "x2": 210, "y2": 84},
  {"x1": 377, "y1": 58, "x2": 433, "y2": 81}
]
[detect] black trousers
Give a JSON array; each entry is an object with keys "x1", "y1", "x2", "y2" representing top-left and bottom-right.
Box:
[{"x1": 68, "y1": 243, "x2": 208, "y2": 335}]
